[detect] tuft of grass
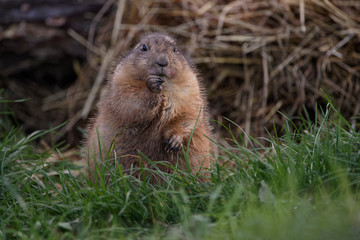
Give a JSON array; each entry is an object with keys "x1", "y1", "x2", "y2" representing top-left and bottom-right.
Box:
[{"x1": 1, "y1": 101, "x2": 360, "y2": 239}]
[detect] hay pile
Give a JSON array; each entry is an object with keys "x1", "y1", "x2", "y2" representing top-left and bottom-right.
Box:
[{"x1": 8, "y1": 0, "x2": 360, "y2": 144}]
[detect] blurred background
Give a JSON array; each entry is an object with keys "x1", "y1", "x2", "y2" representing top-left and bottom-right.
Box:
[{"x1": 0, "y1": 0, "x2": 359, "y2": 147}]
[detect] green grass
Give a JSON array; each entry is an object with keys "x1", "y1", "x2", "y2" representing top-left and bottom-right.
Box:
[{"x1": 1, "y1": 101, "x2": 360, "y2": 239}]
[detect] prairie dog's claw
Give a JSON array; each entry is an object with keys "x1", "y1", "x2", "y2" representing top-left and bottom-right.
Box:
[
  {"x1": 165, "y1": 134, "x2": 182, "y2": 153},
  {"x1": 147, "y1": 76, "x2": 164, "y2": 93}
]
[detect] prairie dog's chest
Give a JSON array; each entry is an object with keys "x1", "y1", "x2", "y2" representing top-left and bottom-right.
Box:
[
  {"x1": 161, "y1": 97, "x2": 177, "y2": 122},
  {"x1": 162, "y1": 84, "x2": 192, "y2": 119}
]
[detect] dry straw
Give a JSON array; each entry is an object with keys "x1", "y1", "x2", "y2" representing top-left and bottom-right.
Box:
[{"x1": 59, "y1": 0, "x2": 360, "y2": 143}]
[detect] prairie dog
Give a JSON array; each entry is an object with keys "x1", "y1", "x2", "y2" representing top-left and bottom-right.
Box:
[{"x1": 85, "y1": 33, "x2": 212, "y2": 180}]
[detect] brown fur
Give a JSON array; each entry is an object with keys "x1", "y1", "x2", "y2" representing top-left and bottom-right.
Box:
[{"x1": 84, "y1": 33, "x2": 212, "y2": 181}]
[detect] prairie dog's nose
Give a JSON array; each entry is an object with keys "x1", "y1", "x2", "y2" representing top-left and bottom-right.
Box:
[{"x1": 156, "y1": 56, "x2": 169, "y2": 67}]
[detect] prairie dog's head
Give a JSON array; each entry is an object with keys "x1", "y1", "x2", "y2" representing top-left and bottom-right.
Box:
[{"x1": 118, "y1": 33, "x2": 189, "y2": 82}]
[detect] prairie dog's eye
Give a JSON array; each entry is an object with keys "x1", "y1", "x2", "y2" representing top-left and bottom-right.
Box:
[
  {"x1": 141, "y1": 44, "x2": 148, "y2": 51},
  {"x1": 173, "y1": 47, "x2": 178, "y2": 52}
]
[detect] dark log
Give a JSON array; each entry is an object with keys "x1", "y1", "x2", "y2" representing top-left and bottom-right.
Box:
[
  {"x1": 0, "y1": 0, "x2": 111, "y2": 145},
  {"x1": 0, "y1": 0, "x2": 110, "y2": 77},
  {"x1": 0, "y1": 0, "x2": 107, "y2": 24}
]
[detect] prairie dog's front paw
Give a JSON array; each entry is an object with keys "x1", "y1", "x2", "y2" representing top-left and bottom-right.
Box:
[
  {"x1": 146, "y1": 75, "x2": 164, "y2": 93},
  {"x1": 165, "y1": 134, "x2": 183, "y2": 153}
]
